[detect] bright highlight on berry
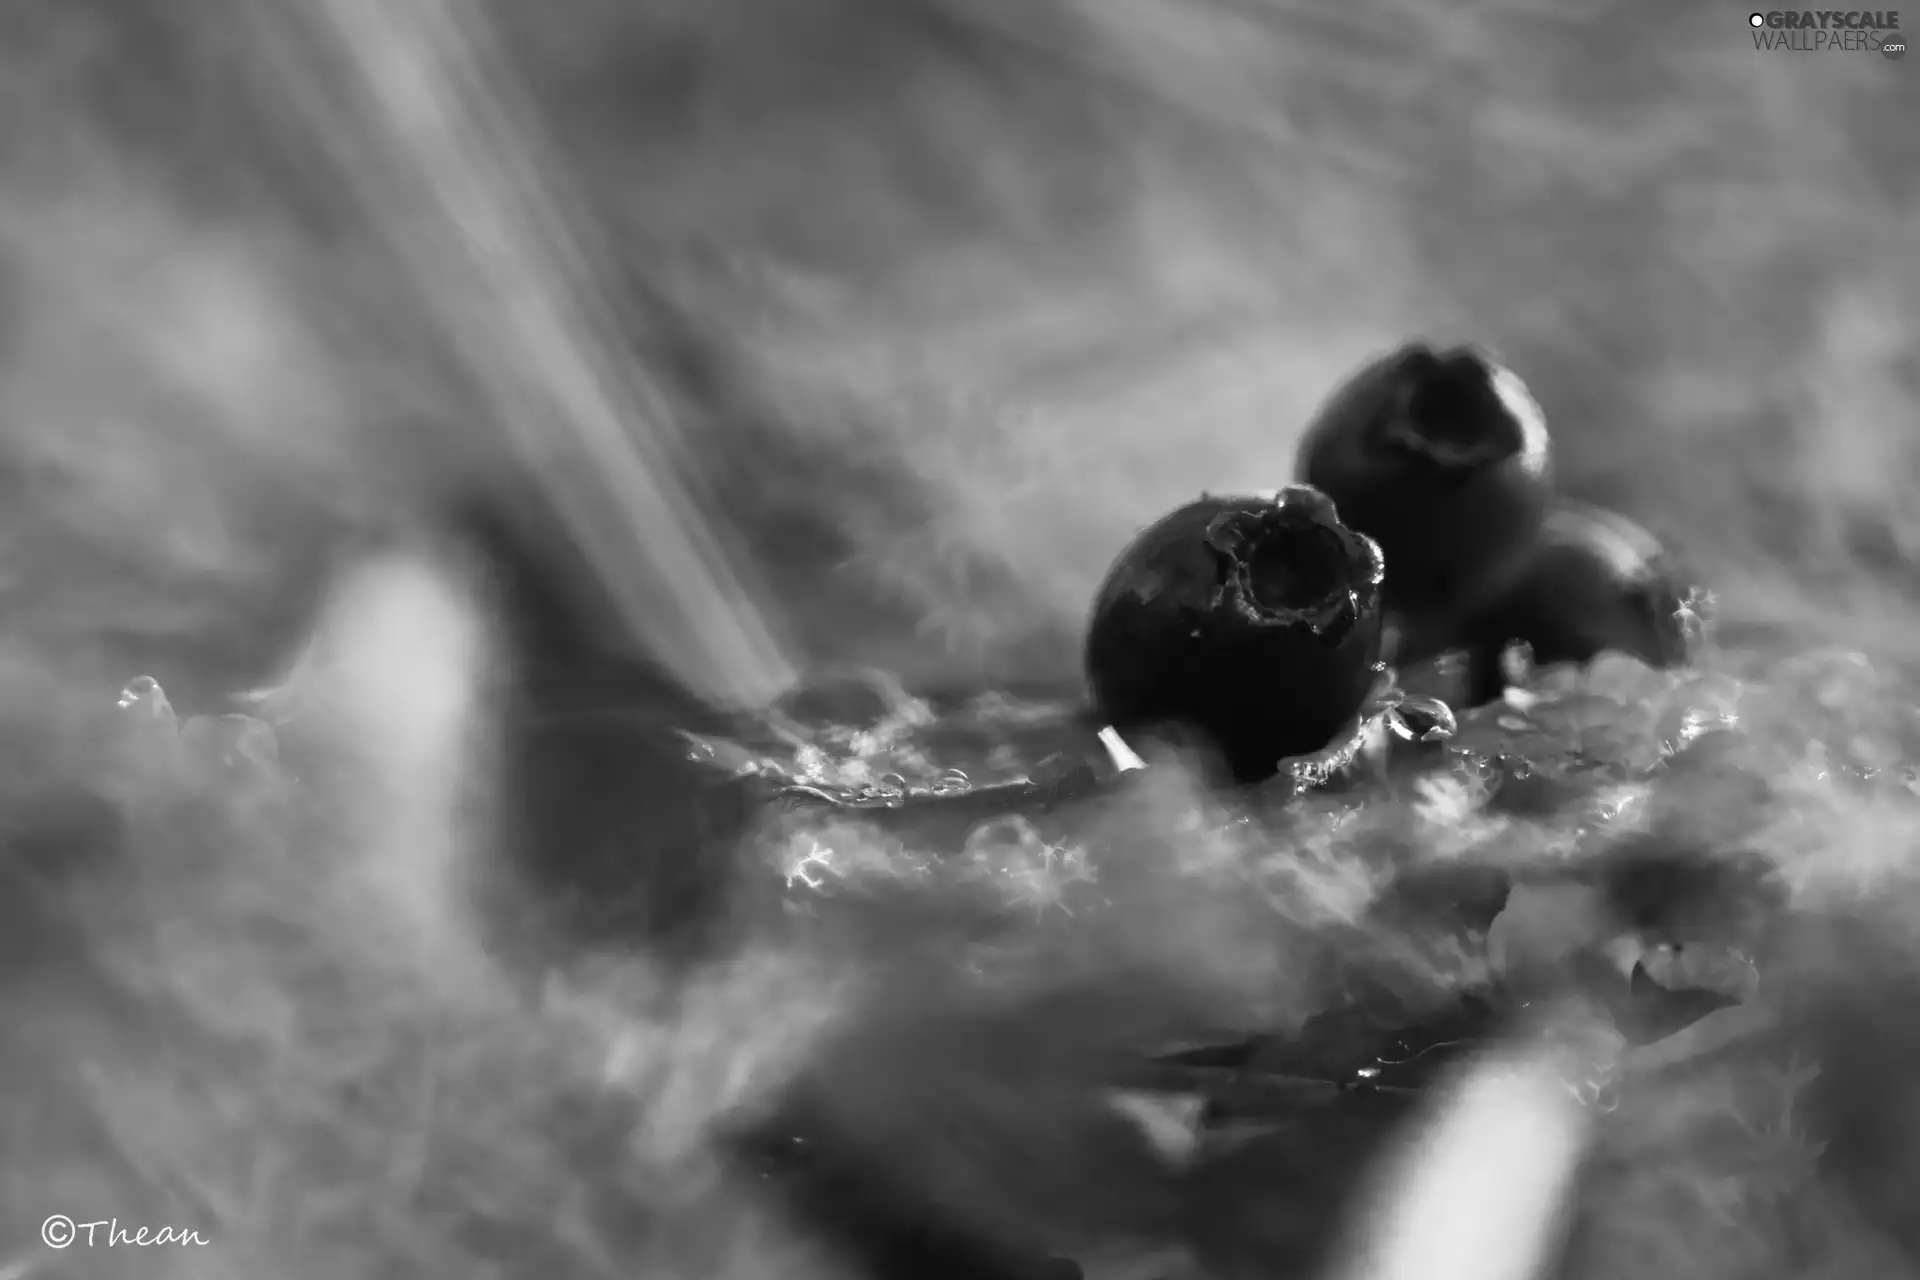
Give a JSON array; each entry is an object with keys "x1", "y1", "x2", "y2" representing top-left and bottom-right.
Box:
[{"x1": 1295, "y1": 341, "x2": 1554, "y2": 646}]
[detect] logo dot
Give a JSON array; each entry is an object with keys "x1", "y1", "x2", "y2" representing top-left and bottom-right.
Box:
[{"x1": 1749, "y1": 12, "x2": 1766, "y2": 26}]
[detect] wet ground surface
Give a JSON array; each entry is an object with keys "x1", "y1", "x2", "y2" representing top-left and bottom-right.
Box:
[{"x1": 63, "y1": 637, "x2": 1920, "y2": 1280}]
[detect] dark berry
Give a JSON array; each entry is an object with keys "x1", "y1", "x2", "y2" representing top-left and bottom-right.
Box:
[
  {"x1": 1295, "y1": 341, "x2": 1553, "y2": 644},
  {"x1": 1458, "y1": 501, "x2": 1701, "y2": 704},
  {"x1": 1083, "y1": 486, "x2": 1385, "y2": 784}
]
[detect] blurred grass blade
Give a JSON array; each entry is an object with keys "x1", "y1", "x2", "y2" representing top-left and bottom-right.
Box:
[
  {"x1": 246, "y1": 0, "x2": 798, "y2": 708},
  {"x1": 1331, "y1": 1048, "x2": 1590, "y2": 1280}
]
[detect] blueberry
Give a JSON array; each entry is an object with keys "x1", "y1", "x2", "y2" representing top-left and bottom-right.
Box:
[
  {"x1": 1295, "y1": 341, "x2": 1553, "y2": 645},
  {"x1": 1083, "y1": 486, "x2": 1385, "y2": 784},
  {"x1": 1457, "y1": 501, "x2": 1700, "y2": 704}
]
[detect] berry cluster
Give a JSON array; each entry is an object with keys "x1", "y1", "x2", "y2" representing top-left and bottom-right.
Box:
[{"x1": 1086, "y1": 341, "x2": 1702, "y2": 783}]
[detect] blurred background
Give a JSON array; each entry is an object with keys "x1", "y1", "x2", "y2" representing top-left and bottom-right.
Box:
[
  {"x1": 1, "y1": 0, "x2": 1916, "y2": 708},
  {"x1": 1, "y1": 5, "x2": 1918, "y2": 1279}
]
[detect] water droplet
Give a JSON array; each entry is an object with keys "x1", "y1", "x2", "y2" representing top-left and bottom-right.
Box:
[{"x1": 1395, "y1": 694, "x2": 1458, "y2": 743}]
